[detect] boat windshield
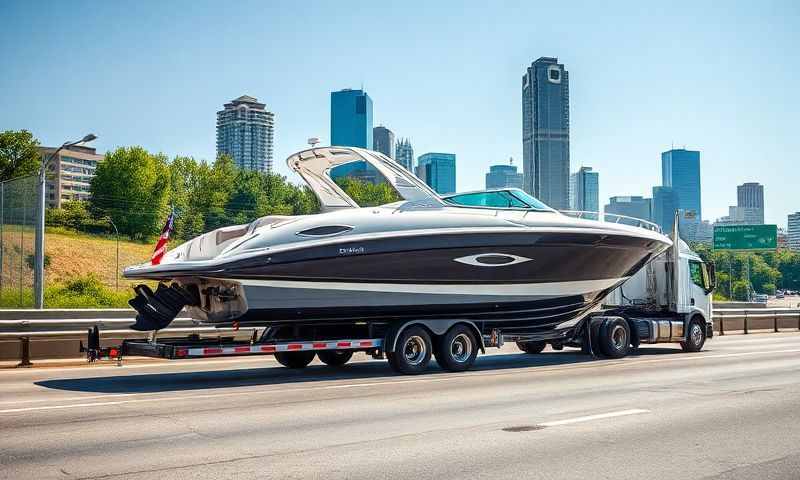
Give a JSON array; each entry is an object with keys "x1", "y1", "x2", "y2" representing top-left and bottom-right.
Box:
[{"x1": 443, "y1": 189, "x2": 553, "y2": 211}]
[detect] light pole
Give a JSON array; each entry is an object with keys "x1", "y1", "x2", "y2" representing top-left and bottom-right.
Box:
[
  {"x1": 34, "y1": 133, "x2": 97, "y2": 308},
  {"x1": 107, "y1": 217, "x2": 119, "y2": 291}
]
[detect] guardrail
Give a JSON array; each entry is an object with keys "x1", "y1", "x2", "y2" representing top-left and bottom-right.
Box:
[
  {"x1": 714, "y1": 308, "x2": 800, "y2": 336},
  {"x1": 1, "y1": 308, "x2": 799, "y2": 367},
  {"x1": 0, "y1": 309, "x2": 247, "y2": 367}
]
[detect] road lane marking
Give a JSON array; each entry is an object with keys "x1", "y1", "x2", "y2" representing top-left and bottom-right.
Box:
[
  {"x1": 2, "y1": 348, "x2": 799, "y2": 414},
  {"x1": 539, "y1": 408, "x2": 650, "y2": 427}
]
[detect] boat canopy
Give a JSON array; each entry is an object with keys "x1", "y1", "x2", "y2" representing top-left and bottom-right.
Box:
[{"x1": 287, "y1": 147, "x2": 445, "y2": 212}]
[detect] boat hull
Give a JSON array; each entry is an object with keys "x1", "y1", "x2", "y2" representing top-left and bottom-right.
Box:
[{"x1": 174, "y1": 230, "x2": 669, "y2": 338}]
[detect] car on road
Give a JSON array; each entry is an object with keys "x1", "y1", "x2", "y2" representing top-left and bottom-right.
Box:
[{"x1": 754, "y1": 293, "x2": 769, "y2": 303}]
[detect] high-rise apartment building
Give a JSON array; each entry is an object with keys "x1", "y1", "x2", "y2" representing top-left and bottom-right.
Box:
[
  {"x1": 652, "y1": 186, "x2": 679, "y2": 232},
  {"x1": 569, "y1": 166, "x2": 599, "y2": 212},
  {"x1": 372, "y1": 126, "x2": 394, "y2": 159},
  {"x1": 661, "y1": 148, "x2": 701, "y2": 220},
  {"x1": 522, "y1": 57, "x2": 570, "y2": 209},
  {"x1": 395, "y1": 138, "x2": 414, "y2": 172},
  {"x1": 416, "y1": 153, "x2": 456, "y2": 194},
  {"x1": 485, "y1": 159, "x2": 523, "y2": 190},
  {"x1": 604, "y1": 196, "x2": 652, "y2": 223},
  {"x1": 789, "y1": 212, "x2": 800, "y2": 251},
  {"x1": 331, "y1": 89, "x2": 373, "y2": 149},
  {"x1": 216, "y1": 95, "x2": 274, "y2": 172},
  {"x1": 38, "y1": 145, "x2": 104, "y2": 208},
  {"x1": 737, "y1": 182, "x2": 765, "y2": 224}
]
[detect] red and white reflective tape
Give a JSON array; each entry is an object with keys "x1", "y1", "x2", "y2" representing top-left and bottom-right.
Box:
[{"x1": 175, "y1": 339, "x2": 382, "y2": 358}]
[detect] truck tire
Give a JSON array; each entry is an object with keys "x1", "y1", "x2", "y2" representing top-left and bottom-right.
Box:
[
  {"x1": 435, "y1": 325, "x2": 479, "y2": 372},
  {"x1": 516, "y1": 341, "x2": 546, "y2": 354},
  {"x1": 317, "y1": 350, "x2": 353, "y2": 366},
  {"x1": 681, "y1": 318, "x2": 706, "y2": 352},
  {"x1": 598, "y1": 317, "x2": 630, "y2": 359},
  {"x1": 275, "y1": 351, "x2": 316, "y2": 369},
  {"x1": 387, "y1": 325, "x2": 432, "y2": 374}
]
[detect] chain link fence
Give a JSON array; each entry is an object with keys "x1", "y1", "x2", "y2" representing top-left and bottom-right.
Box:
[{"x1": 0, "y1": 175, "x2": 38, "y2": 307}]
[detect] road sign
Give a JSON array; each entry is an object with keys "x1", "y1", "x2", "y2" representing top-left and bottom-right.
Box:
[{"x1": 713, "y1": 224, "x2": 777, "y2": 251}]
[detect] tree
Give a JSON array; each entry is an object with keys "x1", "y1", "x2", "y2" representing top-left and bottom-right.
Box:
[
  {"x1": 732, "y1": 280, "x2": 750, "y2": 301},
  {"x1": 90, "y1": 146, "x2": 170, "y2": 238},
  {"x1": 0, "y1": 130, "x2": 40, "y2": 181}
]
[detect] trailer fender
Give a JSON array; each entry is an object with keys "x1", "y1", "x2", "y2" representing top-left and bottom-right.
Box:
[{"x1": 385, "y1": 320, "x2": 485, "y2": 354}]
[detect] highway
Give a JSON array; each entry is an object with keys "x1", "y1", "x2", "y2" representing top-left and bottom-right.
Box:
[{"x1": 1, "y1": 332, "x2": 799, "y2": 479}]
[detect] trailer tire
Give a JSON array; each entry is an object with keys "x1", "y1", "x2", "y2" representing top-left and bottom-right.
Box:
[
  {"x1": 317, "y1": 350, "x2": 353, "y2": 367},
  {"x1": 275, "y1": 351, "x2": 316, "y2": 369},
  {"x1": 681, "y1": 318, "x2": 706, "y2": 352},
  {"x1": 598, "y1": 318, "x2": 630, "y2": 359},
  {"x1": 516, "y1": 341, "x2": 546, "y2": 354},
  {"x1": 435, "y1": 325, "x2": 479, "y2": 372},
  {"x1": 387, "y1": 325, "x2": 432, "y2": 374}
]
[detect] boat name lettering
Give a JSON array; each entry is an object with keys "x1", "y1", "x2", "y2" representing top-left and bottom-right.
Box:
[{"x1": 339, "y1": 246, "x2": 365, "y2": 256}]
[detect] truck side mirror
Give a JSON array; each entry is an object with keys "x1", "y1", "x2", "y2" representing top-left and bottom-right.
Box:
[{"x1": 708, "y1": 263, "x2": 716, "y2": 292}]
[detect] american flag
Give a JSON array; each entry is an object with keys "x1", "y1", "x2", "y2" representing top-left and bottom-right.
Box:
[{"x1": 151, "y1": 211, "x2": 175, "y2": 265}]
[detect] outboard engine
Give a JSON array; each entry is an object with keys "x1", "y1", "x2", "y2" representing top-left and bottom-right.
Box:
[{"x1": 129, "y1": 283, "x2": 196, "y2": 331}]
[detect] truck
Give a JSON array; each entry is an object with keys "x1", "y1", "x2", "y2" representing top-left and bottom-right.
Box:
[{"x1": 83, "y1": 212, "x2": 715, "y2": 373}]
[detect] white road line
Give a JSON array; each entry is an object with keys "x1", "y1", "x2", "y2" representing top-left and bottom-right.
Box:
[
  {"x1": 539, "y1": 409, "x2": 650, "y2": 427},
  {"x1": 2, "y1": 348, "x2": 799, "y2": 414}
]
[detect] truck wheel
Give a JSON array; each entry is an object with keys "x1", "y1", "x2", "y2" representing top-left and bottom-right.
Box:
[
  {"x1": 598, "y1": 318, "x2": 630, "y2": 359},
  {"x1": 387, "y1": 326, "x2": 432, "y2": 374},
  {"x1": 435, "y1": 325, "x2": 479, "y2": 372},
  {"x1": 681, "y1": 319, "x2": 706, "y2": 352},
  {"x1": 317, "y1": 350, "x2": 353, "y2": 366},
  {"x1": 275, "y1": 351, "x2": 316, "y2": 369},
  {"x1": 516, "y1": 341, "x2": 546, "y2": 354}
]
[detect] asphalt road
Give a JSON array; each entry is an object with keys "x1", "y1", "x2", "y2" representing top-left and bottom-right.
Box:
[{"x1": 1, "y1": 332, "x2": 800, "y2": 480}]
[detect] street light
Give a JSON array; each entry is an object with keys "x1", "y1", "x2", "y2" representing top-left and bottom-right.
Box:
[
  {"x1": 106, "y1": 217, "x2": 119, "y2": 291},
  {"x1": 33, "y1": 133, "x2": 98, "y2": 308}
]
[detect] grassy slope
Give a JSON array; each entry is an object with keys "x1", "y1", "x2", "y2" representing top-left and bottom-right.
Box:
[{"x1": 1, "y1": 227, "x2": 155, "y2": 307}]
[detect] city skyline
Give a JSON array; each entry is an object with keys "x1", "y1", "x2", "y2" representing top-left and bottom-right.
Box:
[{"x1": 1, "y1": 1, "x2": 797, "y2": 225}]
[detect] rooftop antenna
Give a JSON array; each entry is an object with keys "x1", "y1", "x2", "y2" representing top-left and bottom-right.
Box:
[{"x1": 509, "y1": 156, "x2": 514, "y2": 165}]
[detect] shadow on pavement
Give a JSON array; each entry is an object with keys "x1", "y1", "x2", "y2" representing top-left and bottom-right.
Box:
[{"x1": 35, "y1": 345, "x2": 683, "y2": 394}]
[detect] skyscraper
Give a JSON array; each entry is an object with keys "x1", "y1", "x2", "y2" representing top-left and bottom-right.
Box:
[
  {"x1": 416, "y1": 153, "x2": 456, "y2": 194},
  {"x1": 652, "y1": 186, "x2": 679, "y2": 232},
  {"x1": 395, "y1": 138, "x2": 414, "y2": 172},
  {"x1": 522, "y1": 57, "x2": 570, "y2": 209},
  {"x1": 331, "y1": 89, "x2": 373, "y2": 148},
  {"x1": 661, "y1": 148, "x2": 701, "y2": 220},
  {"x1": 485, "y1": 158, "x2": 523, "y2": 189},
  {"x1": 569, "y1": 166, "x2": 599, "y2": 212},
  {"x1": 372, "y1": 126, "x2": 394, "y2": 159},
  {"x1": 605, "y1": 196, "x2": 652, "y2": 222},
  {"x1": 737, "y1": 182, "x2": 765, "y2": 224},
  {"x1": 216, "y1": 95, "x2": 274, "y2": 172},
  {"x1": 788, "y1": 212, "x2": 800, "y2": 251}
]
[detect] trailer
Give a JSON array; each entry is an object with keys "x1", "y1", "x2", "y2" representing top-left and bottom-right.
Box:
[{"x1": 83, "y1": 213, "x2": 715, "y2": 374}]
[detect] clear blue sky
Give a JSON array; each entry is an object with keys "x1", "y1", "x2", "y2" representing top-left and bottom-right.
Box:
[{"x1": 1, "y1": 0, "x2": 797, "y2": 226}]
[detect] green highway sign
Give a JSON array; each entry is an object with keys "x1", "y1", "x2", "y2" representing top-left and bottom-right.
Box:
[{"x1": 713, "y1": 224, "x2": 777, "y2": 251}]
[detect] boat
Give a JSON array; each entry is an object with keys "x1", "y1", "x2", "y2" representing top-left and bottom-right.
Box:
[{"x1": 123, "y1": 147, "x2": 671, "y2": 340}]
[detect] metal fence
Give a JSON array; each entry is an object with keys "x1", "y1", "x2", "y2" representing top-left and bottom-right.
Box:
[{"x1": 0, "y1": 175, "x2": 38, "y2": 308}]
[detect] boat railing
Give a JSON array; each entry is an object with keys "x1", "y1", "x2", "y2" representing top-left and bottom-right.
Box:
[{"x1": 559, "y1": 210, "x2": 663, "y2": 234}]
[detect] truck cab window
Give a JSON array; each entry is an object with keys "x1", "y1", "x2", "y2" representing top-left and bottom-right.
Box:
[{"x1": 689, "y1": 261, "x2": 705, "y2": 289}]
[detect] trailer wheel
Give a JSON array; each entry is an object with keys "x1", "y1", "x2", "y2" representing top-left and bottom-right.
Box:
[
  {"x1": 317, "y1": 350, "x2": 353, "y2": 367},
  {"x1": 435, "y1": 325, "x2": 479, "y2": 372},
  {"x1": 387, "y1": 326, "x2": 432, "y2": 374},
  {"x1": 274, "y1": 351, "x2": 316, "y2": 369},
  {"x1": 681, "y1": 318, "x2": 706, "y2": 352},
  {"x1": 516, "y1": 341, "x2": 546, "y2": 354},
  {"x1": 598, "y1": 318, "x2": 630, "y2": 358}
]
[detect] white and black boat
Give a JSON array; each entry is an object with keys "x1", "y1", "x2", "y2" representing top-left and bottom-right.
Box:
[{"x1": 123, "y1": 147, "x2": 671, "y2": 341}]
